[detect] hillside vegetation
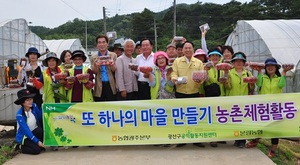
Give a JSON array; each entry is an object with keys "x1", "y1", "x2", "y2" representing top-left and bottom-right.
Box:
[{"x1": 31, "y1": 0, "x2": 300, "y2": 50}]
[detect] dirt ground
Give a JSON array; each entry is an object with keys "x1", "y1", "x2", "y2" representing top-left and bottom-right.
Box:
[
  {"x1": 0, "y1": 125, "x2": 15, "y2": 146},
  {"x1": 4, "y1": 125, "x2": 300, "y2": 165},
  {"x1": 0, "y1": 125, "x2": 278, "y2": 165},
  {"x1": 4, "y1": 141, "x2": 275, "y2": 165}
]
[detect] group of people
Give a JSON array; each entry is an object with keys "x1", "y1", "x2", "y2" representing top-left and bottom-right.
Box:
[
  {"x1": 15, "y1": 47, "x2": 94, "y2": 154},
  {"x1": 14, "y1": 31, "x2": 292, "y2": 157}
]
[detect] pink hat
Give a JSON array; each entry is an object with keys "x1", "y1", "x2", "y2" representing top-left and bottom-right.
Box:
[
  {"x1": 193, "y1": 49, "x2": 207, "y2": 56},
  {"x1": 154, "y1": 51, "x2": 169, "y2": 65}
]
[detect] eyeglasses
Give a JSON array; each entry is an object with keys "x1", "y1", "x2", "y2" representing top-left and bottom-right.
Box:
[{"x1": 157, "y1": 57, "x2": 166, "y2": 61}]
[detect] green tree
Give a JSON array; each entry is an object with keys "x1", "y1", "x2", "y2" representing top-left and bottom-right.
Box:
[
  {"x1": 132, "y1": 8, "x2": 155, "y2": 42},
  {"x1": 31, "y1": 0, "x2": 300, "y2": 51}
]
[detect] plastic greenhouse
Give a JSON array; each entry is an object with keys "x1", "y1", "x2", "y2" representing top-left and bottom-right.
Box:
[
  {"x1": 295, "y1": 60, "x2": 300, "y2": 92},
  {"x1": 0, "y1": 18, "x2": 48, "y2": 64},
  {"x1": 225, "y1": 19, "x2": 300, "y2": 92},
  {"x1": 43, "y1": 39, "x2": 89, "y2": 64},
  {"x1": 0, "y1": 19, "x2": 87, "y2": 125},
  {"x1": 0, "y1": 18, "x2": 48, "y2": 87},
  {"x1": 0, "y1": 18, "x2": 48, "y2": 125}
]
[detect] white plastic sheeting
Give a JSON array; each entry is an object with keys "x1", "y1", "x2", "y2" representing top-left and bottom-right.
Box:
[
  {"x1": 0, "y1": 19, "x2": 89, "y2": 65},
  {"x1": 226, "y1": 20, "x2": 300, "y2": 93},
  {"x1": 0, "y1": 18, "x2": 48, "y2": 64},
  {"x1": 226, "y1": 19, "x2": 300, "y2": 66},
  {"x1": 43, "y1": 39, "x2": 90, "y2": 64}
]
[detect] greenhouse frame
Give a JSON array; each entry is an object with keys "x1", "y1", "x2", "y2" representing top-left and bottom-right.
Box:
[
  {"x1": 43, "y1": 39, "x2": 89, "y2": 64},
  {"x1": 0, "y1": 18, "x2": 86, "y2": 125},
  {"x1": 225, "y1": 19, "x2": 300, "y2": 92},
  {"x1": 0, "y1": 18, "x2": 48, "y2": 65},
  {"x1": 0, "y1": 18, "x2": 87, "y2": 61}
]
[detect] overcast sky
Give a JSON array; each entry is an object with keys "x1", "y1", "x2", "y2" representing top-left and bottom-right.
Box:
[{"x1": 1, "y1": 0, "x2": 249, "y2": 28}]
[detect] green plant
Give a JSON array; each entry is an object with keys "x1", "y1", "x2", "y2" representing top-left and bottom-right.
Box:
[
  {"x1": 257, "y1": 143, "x2": 267, "y2": 153},
  {"x1": 0, "y1": 145, "x2": 18, "y2": 165},
  {"x1": 257, "y1": 139, "x2": 297, "y2": 165},
  {"x1": 52, "y1": 83, "x2": 69, "y2": 102},
  {"x1": 284, "y1": 150, "x2": 293, "y2": 160}
]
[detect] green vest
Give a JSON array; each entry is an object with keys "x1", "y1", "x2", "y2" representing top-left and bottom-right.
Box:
[
  {"x1": 150, "y1": 67, "x2": 174, "y2": 99},
  {"x1": 67, "y1": 66, "x2": 93, "y2": 102},
  {"x1": 257, "y1": 74, "x2": 286, "y2": 94},
  {"x1": 227, "y1": 69, "x2": 250, "y2": 96},
  {"x1": 42, "y1": 69, "x2": 67, "y2": 103},
  {"x1": 206, "y1": 67, "x2": 225, "y2": 96}
]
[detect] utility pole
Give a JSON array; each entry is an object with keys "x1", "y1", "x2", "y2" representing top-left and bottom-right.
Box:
[
  {"x1": 103, "y1": 7, "x2": 107, "y2": 34},
  {"x1": 173, "y1": 0, "x2": 176, "y2": 37},
  {"x1": 154, "y1": 19, "x2": 157, "y2": 52},
  {"x1": 85, "y1": 21, "x2": 88, "y2": 51}
]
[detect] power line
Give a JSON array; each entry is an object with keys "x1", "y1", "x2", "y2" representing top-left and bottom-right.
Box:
[
  {"x1": 158, "y1": 0, "x2": 163, "y2": 12},
  {"x1": 116, "y1": 0, "x2": 121, "y2": 15},
  {"x1": 60, "y1": 0, "x2": 88, "y2": 51},
  {"x1": 106, "y1": 5, "x2": 168, "y2": 15},
  {"x1": 60, "y1": 0, "x2": 89, "y2": 19}
]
